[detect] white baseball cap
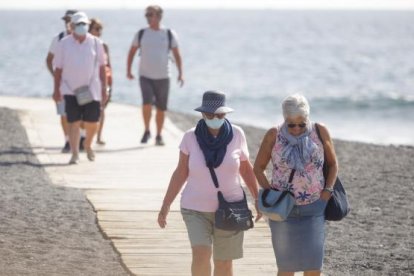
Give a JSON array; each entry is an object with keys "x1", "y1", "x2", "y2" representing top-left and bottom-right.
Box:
[{"x1": 71, "y1": 12, "x2": 89, "y2": 24}]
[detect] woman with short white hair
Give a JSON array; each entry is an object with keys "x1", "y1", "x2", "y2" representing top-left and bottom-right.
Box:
[{"x1": 254, "y1": 94, "x2": 338, "y2": 276}]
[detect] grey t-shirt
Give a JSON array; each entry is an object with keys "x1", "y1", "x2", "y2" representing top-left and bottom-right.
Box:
[{"x1": 131, "y1": 27, "x2": 178, "y2": 79}]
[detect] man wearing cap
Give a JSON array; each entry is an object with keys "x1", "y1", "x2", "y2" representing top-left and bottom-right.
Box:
[
  {"x1": 127, "y1": 5, "x2": 184, "y2": 146},
  {"x1": 46, "y1": 9, "x2": 77, "y2": 153},
  {"x1": 53, "y1": 12, "x2": 108, "y2": 164}
]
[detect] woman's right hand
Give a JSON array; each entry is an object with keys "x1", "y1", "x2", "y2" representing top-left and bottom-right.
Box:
[{"x1": 158, "y1": 204, "x2": 170, "y2": 228}]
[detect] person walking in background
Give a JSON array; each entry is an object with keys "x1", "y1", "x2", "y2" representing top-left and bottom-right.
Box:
[
  {"x1": 53, "y1": 12, "x2": 108, "y2": 164},
  {"x1": 127, "y1": 5, "x2": 184, "y2": 146},
  {"x1": 253, "y1": 94, "x2": 338, "y2": 276},
  {"x1": 45, "y1": 9, "x2": 77, "y2": 153},
  {"x1": 158, "y1": 91, "x2": 261, "y2": 276},
  {"x1": 89, "y1": 18, "x2": 113, "y2": 145}
]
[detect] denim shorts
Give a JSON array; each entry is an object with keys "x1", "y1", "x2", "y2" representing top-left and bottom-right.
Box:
[
  {"x1": 181, "y1": 208, "x2": 244, "y2": 260},
  {"x1": 269, "y1": 198, "x2": 328, "y2": 272}
]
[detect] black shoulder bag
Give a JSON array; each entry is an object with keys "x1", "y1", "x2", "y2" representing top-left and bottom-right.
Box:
[
  {"x1": 208, "y1": 167, "x2": 254, "y2": 231},
  {"x1": 315, "y1": 123, "x2": 350, "y2": 221}
]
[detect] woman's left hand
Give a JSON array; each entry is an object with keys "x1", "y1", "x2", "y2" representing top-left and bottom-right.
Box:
[{"x1": 254, "y1": 200, "x2": 263, "y2": 222}]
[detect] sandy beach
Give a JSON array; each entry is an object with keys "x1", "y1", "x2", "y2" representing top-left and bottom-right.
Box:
[
  {"x1": 168, "y1": 111, "x2": 414, "y2": 275},
  {"x1": 0, "y1": 105, "x2": 413, "y2": 275}
]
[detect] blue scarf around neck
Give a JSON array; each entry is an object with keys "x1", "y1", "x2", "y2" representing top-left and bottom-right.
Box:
[
  {"x1": 280, "y1": 122, "x2": 317, "y2": 172},
  {"x1": 195, "y1": 118, "x2": 233, "y2": 168}
]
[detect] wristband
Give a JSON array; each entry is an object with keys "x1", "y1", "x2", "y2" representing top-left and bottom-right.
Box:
[{"x1": 323, "y1": 187, "x2": 334, "y2": 193}]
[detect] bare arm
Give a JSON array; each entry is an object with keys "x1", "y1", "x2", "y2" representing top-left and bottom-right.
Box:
[
  {"x1": 103, "y1": 43, "x2": 111, "y2": 68},
  {"x1": 158, "y1": 151, "x2": 189, "y2": 228},
  {"x1": 240, "y1": 159, "x2": 262, "y2": 221},
  {"x1": 171, "y1": 47, "x2": 184, "y2": 87},
  {"x1": 127, "y1": 45, "x2": 138, "y2": 80},
  {"x1": 52, "y1": 68, "x2": 62, "y2": 102},
  {"x1": 46, "y1": 52, "x2": 54, "y2": 77},
  {"x1": 99, "y1": 65, "x2": 108, "y2": 105},
  {"x1": 317, "y1": 124, "x2": 338, "y2": 189},
  {"x1": 253, "y1": 128, "x2": 277, "y2": 189}
]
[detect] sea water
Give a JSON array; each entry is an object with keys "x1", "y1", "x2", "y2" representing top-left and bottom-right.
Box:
[{"x1": 0, "y1": 9, "x2": 413, "y2": 145}]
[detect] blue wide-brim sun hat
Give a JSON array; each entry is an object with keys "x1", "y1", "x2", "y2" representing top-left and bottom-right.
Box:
[{"x1": 194, "y1": 90, "x2": 234, "y2": 114}]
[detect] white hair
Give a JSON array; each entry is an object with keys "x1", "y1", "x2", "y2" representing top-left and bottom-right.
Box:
[{"x1": 282, "y1": 94, "x2": 310, "y2": 119}]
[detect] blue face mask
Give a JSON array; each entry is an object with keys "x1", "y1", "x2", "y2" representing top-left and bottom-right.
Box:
[
  {"x1": 74, "y1": 24, "x2": 88, "y2": 36},
  {"x1": 204, "y1": 117, "x2": 225, "y2": 129}
]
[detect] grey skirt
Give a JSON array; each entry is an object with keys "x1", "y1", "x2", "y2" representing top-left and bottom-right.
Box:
[{"x1": 269, "y1": 198, "x2": 327, "y2": 272}]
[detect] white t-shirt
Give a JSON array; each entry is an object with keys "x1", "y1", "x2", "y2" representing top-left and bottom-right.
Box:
[
  {"x1": 131, "y1": 27, "x2": 179, "y2": 79},
  {"x1": 179, "y1": 125, "x2": 249, "y2": 212},
  {"x1": 48, "y1": 30, "x2": 68, "y2": 55},
  {"x1": 54, "y1": 34, "x2": 106, "y2": 101}
]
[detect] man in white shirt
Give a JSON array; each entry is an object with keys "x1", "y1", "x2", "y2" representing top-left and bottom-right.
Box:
[
  {"x1": 46, "y1": 9, "x2": 77, "y2": 153},
  {"x1": 53, "y1": 12, "x2": 108, "y2": 164},
  {"x1": 127, "y1": 5, "x2": 184, "y2": 146}
]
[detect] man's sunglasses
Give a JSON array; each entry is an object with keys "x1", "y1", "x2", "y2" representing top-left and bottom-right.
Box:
[
  {"x1": 145, "y1": 13, "x2": 155, "y2": 18},
  {"x1": 287, "y1": 123, "x2": 307, "y2": 128}
]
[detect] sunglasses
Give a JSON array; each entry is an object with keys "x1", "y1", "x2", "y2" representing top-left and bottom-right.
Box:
[
  {"x1": 287, "y1": 123, "x2": 307, "y2": 128},
  {"x1": 204, "y1": 113, "x2": 226, "y2": 119},
  {"x1": 145, "y1": 13, "x2": 155, "y2": 18}
]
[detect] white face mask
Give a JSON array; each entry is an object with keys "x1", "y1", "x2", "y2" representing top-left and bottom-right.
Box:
[
  {"x1": 74, "y1": 24, "x2": 88, "y2": 36},
  {"x1": 204, "y1": 117, "x2": 225, "y2": 129}
]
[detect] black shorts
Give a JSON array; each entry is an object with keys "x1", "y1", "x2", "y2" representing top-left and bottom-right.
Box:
[
  {"x1": 139, "y1": 76, "x2": 170, "y2": 111},
  {"x1": 64, "y1": 95, "x2": 101, "y2": 123}
]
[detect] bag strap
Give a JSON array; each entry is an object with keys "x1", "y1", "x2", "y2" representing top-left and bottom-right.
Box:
[
  {"x1": 288, "y1": 169, "x2": 295, "y2": 183},
  {"x1": 167, "y1": 29, "x2": 172, "y2": 50},
  {"x1": 138, "y1": 28, "x2": 172, "y2": 51},
  {"x1": 138, "y1": 29, "x2": 145, "y2": 45},
  {"x1": 314, "y1": 123, "x2": 324, "y2": 146},
  {"x1": 58, "y1": 31, "x2": 65, "y2": 41},
  {"x1": 314, "y1": 123, "x2": 331, "y2": 188},
  {"x1": 208, "y1": 166, "x2": 219, "y2": 189}
]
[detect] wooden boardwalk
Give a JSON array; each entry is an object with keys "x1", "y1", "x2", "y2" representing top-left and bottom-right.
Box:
[{"x1": 1, "y1": 96, "x2": 306, "y2": 276}]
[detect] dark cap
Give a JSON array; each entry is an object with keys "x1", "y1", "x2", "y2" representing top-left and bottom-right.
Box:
[{"x1": 61, "y1": 9, "x2": 78, "y2": 20}]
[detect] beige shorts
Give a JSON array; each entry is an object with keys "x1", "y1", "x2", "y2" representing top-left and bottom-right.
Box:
[{"x1": 181, "y1": 208, "x2": 244, "y2": 260}]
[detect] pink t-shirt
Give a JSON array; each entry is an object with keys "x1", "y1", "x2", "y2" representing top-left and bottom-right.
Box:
[{"x1": 179, "y1": 124, "x2": 249, "y2": 212}]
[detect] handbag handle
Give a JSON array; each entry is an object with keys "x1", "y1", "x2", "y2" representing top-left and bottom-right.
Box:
[{"x1": 262, "y1": 168, "x2": 295, "y2": 207}]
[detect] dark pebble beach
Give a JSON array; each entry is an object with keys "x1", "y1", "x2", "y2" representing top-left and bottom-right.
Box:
[{"x1": 0, "y1": 108, "x2": 128, "y2": 276}]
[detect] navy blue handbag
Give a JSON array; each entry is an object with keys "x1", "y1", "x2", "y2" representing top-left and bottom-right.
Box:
[
  {"x1": 215, "y1": 190, "x2": 254, "y2": 231},
  {"x1": 208, "y1": 167, "x2": 254, "y2": 231},
  {"x1": 315, "y1": 123, "x2": 350, "y2": 221}
]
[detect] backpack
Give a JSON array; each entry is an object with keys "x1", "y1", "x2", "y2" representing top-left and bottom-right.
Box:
[{"x1": 137, "y1": 28, "x2": 173, "y2": 51}]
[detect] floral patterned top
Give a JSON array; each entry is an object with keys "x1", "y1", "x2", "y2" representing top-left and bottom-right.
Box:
[{"x1": 271, "y1": 123, "x2": 325, "y2": 205}]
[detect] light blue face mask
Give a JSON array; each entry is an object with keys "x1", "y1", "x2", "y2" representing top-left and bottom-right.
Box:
[
  {"x1": 204, "y1": 117, "x2": 225, "y2": 129},
  {"x1": 74, "y1": 24, "x2": 88, "y2": 36}
]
